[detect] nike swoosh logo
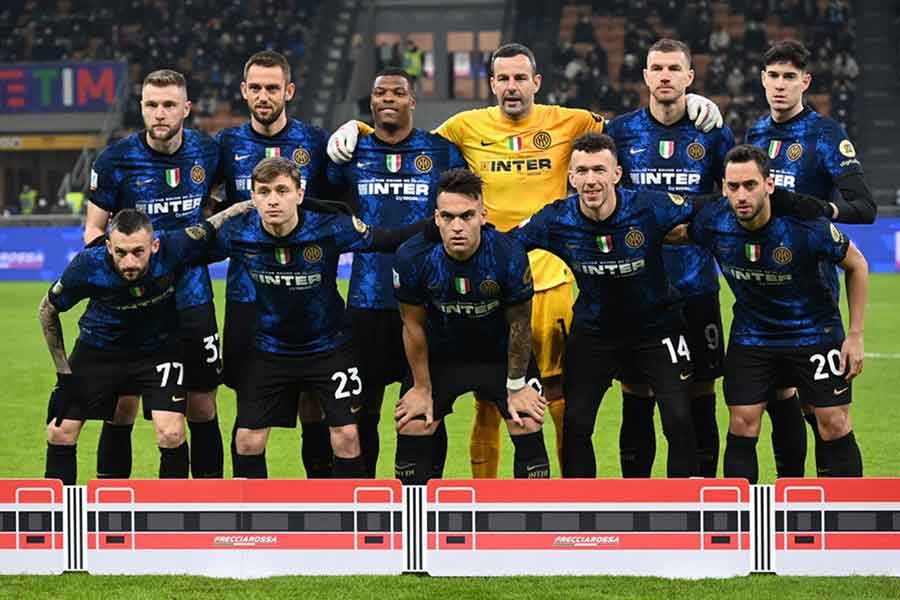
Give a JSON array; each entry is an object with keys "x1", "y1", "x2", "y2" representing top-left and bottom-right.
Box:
[
  {"x1": 833, "y1": 387, "x2": 849, "y2": 395},
  {"x1": 629, "y1": 148, "x2": 646, "y2": 155},
  {"x1": 480, "y1": 140, "x2": 497, "y2": 146},
  {"x1": 235, "y1": 154, "x2": 251, "y2": 161},
  {"x1": 171, "y1": 396, "x2": 185, "y2": 402},
  {"x1": 679, "y1": 371, "x2": 692, "y2": 381},
  {"x1": 356, "y1": 161, "x2": 370, "y2": 168},
  {"x1": 135, "y1": 178, "x2": 154, "y2": 186},
  {"x1": 350, "y1": 404, "x2": 362, "y2": 414}
]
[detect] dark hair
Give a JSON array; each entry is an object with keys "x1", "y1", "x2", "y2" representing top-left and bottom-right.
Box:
[
  {"x1": 110, "y1": 209, "x2": 153, "y2": 236},
  {"x1": 571, "y1": 132, "x2": 618, "y2": 156},
  {"x1": 373, "y1": 67, "x2": 415, "y2": 92},
  {"x1": 252, "y1": 156, "x2": 303, "y2": 190},
  {"x1": 763, "y1": 40, "x2": 810, "y2": 70},
  {"x1": 142, "y1": 69, "x2": 186, "y2": 90},
  {"x1": 647, "y1": 38, "x2": 692, "y2": 66},
  {"x1": 243, "y1": 50, "x2": 292, "y2": 83},
  {"x1": 490, "y1": 43, "x2": 538, "y2": 76},
  {"x1": 437, "y1": 169, "x2": 483, "y2": 203},
  {"x1": 724, "y1": 144, "x2": 770, "y2": 177}
]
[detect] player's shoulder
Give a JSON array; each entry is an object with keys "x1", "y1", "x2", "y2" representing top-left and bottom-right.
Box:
[
  {"x1": 694, "y1": 196, "x2": 730, "y2": 225},
  {"x1": 96, "y1": 132, "x2": 141, "y2": 163},
  {"x1": 184, "y1": 128, "x2": 218, "y2": 151},
  {"x1": 66, "y1": 245, "x2": 109, "y2": 278},
  {"x1": 745, "y1": 113, "x2": 773, "y2": 139},
  {"x1": 396, "y1": 231, "x2": 438, "y2": 262},
  {"x1": 783, "y1": 214, "x2": 833, "y2": 235},
  {"x1": 213, "y1": 122, "x2": 247, "y2": 145},
  {"x1": 484, "y1": 224, "x2": 524, "y2": 255},
  {"x1": 289, "y1": 118, "x2": 328, "y2": 144},
  {"x1": 807, "y1": 111, "x2": 846, "y2": 137},
  {"x1": 535, "y1": 103, "x2": 604, "y2": 129},
  {"x1": 608, "y1": 107, "x2": 644, "y2": 130},
  {"x1": 419, "y1": 128, "x2": 456, "y2": 149},
  {"x1": 529, "y1": 195, "x2": 575, "y2": 223}
]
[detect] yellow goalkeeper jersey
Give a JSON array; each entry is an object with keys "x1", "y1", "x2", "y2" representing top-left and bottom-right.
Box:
[{"x1": 434, "y1": 104, "x2": 604, "y2": 291}]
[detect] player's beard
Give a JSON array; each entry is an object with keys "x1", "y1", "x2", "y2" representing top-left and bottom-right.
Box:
[
  {"x1": 147, "y1": 121, "x2": 182, "y2": 142},
  {"x1": 252, "y1": 103, "x2": 284, "y2": 126},
  {"x1": 117, "y1": 263, "x2": 149, "y2": 281}
]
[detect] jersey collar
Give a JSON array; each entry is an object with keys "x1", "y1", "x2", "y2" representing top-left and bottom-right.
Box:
[
  {"x1": 644, "y1": 106, "x2": 691, "y2": 128},
  {"x1": 140, "y1": 130, "x2": 185, "y2": 157},
  {"x1": 372, "y1": 128, "x2": 417, "y2": 147},
  {"x1": 249, "y1": 119, "x2": 292, "y2": 140},
  {"x1": 770, "y1": 106, "x2": 810, "y2": 128}
]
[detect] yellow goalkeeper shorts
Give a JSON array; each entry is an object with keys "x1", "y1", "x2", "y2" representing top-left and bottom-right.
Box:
[{"x1": 530, "y1": 282, "x2": 574, "y2": 379}]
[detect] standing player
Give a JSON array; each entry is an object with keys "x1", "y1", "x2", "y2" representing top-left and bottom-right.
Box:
[
  {"x1": 197, "y1": 157, "x2": 427, "y2": 478},
  {"x1": 329, "y1": 42, "x2": 724, "y2": 477},
  {"x1": 746, "y1": 40, "x2": 876, "y2": 477},
  {"x1": 41, "y1": 204, "x2": 250, "y2": 485},
  {"x1": 393, "y1": 169, "x2": 548, "y2": 483},
  {"x1": 687, "y1": 144, "x2": 866, "y2": 482},
  {"x1": 604, "y1": 39, "x2": 734, "y2": 478},
  {"x1": 215, "y1": 50, "x2": 333, "y2": 479},
  {"x1": 327, "y1": 67, "x2": 466, "y2": 477},
  {"x1": 85, "y1": 70, "x2": 224, "y2": 480}
]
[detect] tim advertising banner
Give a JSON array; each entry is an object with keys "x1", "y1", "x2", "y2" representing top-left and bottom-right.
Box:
[{"x1": 0, "y1": 61, "x2": 126, "y2": 114}]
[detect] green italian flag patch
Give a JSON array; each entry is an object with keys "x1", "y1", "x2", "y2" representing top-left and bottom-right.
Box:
[{"x1": 454, "y1": 277, "x2": 471, "y2": 294}]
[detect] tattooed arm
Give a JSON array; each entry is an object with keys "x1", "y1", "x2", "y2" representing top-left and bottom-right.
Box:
[
  {"x1": 206, "y1": 199, "x2": 253, "y2": 230},
  {"x1": 38, "y1": 294, "x2": 70, "y2": 374},
  {"x1": 504, "y1": 298, "x2": 545, "y2": 427}
]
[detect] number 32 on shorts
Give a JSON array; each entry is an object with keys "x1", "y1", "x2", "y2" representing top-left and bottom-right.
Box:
[
  {"x1": 331, "y1": 367, "x2": 363, "y2": 399},
  {"x1": 661, "y1": 335, "x2": 692, "y2": 364}
]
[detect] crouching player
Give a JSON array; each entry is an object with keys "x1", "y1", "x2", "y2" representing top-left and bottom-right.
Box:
[
  {"x1": 393, "y1": 169, "x2": 550, "y2": 484},
  {"x1": 687, "y1": 144, "x2": 867, "y2": 481}
]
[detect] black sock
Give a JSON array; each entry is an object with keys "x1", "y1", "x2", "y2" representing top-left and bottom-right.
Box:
[
  {"x1": 188, "y1": 417, "x2": 223, "y2": 478},
  {"x1": 159, "y1": 441, "x2": 189, "y2": 479},
  {"x1": 820, "y1": 430, "x2": 863, "y2": 477},
  {"x1": 332, "y1": 455, "x2": 366, "y2": 478},
  {"x1": 233, "y1": 451, "x2": 268, "y2": 478},
  {"x1": 359, "y1": 412, "x2": 381, "y2": 478},
  {"x1": 97, "y1": 423, "x2": 133, "y2": 479},
  {"x1": 301, "y1": 421, "x2": 333, "y2": 479},
  {"x1": 766, "y1": 391, "x2": 807, "y2": 477},
  {"x1": 692, "y1": 394, "x2": 719, "y2": 477},
  {"x1": 723, "y1": 433, "x2": 759, "y2": 484},
  {"x1": 431, "y1": 421, "x2": 448, "y2": 479},
  {"x1": 395, "y1": 434, "x2": 434, "y2": 484},
  {"x1": 45, "y1": 443, "x2": 77, "y2": 485},
  {"x1": 511, "y1": 431, "x2": 550, "y2": 479},
  {"x1": 804, "y1": 411, "x2": 827, "y2": 477},
  {"x1": 619, "y1": 393, "x2": 656, "y2": 478}
]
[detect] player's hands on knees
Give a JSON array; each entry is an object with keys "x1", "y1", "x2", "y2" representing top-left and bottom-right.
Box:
[
  {"x1": 47, "y1": 372, "x2": 77, "y2": 426},
  {"x1": 326, "y1": 120, "x2": 360, "y2": 163},
  {"x1": 395, "y1": 386, "x2": 434, "y2": 429},
  {"x1": 840, "y1": 332, "x2": 864, "y2": 382},
  {"x1": 685, "y1": 93, "x2": 723, "y2": 132},
  {"x1": 507, "y1": 386, "x2": 545, "y2": 427}
]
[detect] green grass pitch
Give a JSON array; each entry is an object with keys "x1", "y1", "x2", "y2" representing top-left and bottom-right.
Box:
[{"x1": 1, "y1": 277, "x2": 899, "y2": 594}]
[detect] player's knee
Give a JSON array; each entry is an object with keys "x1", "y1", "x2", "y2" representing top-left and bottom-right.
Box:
[
  {"x1": 47, "y1": 420, "x2": 79, "y2": 445},
  {"x1": 112, "y1": 395, "x2": 140, "y2": 424},
  {"x1": 155, "y1": 423, "x2": 186, "y2": 449},
  {"x1": 297, "y1": 392, "x2": 324, "y2": 423},
  {"x1": 398, "y1": 418, "x2": 440, "y2": 437},
  {"x1": 235, "y1": 428, "x2": 267, "y2": 455},
  {"x1": 815, "y1": 407, "x2": 851, "y2": 441},
  {"x1": 186, "y1": 391, "x2": 217, "y2": 421},
  {"x1": 729, "y1": 406, "x2": 762, "y2": 437},
  {"x1": 506, "y1": 416, "x2": 542, "y2": 435},
  {"x1": 329, "y1": 424, "x2": 360, "y2": 458}
]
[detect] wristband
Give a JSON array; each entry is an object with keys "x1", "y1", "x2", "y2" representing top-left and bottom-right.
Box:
[{"x1": 506, "y1": 376, "x2": 526, "y2": 391}]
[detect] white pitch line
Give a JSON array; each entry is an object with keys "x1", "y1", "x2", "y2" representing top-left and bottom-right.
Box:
[{"x1": 864, "y1": 352, "x2": 900, "y2": 359}]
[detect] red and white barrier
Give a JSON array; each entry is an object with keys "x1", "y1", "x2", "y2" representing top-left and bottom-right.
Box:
[{"x1": 0, "y1": 479, "x2": 65, "y2": 574}]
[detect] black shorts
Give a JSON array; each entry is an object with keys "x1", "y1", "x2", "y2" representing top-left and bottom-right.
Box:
[
  {"x1": 348, "y1": 306, "x2": 408, "y2": 415},
  {"x1": 400, "y1": 358, "x2": 542, "y2": 421},
  {"x1": 724, "y1": 343, "x2": 853, "y2": 408},
  {"x1": 63, "y1": 341, "x2": 187, "y2": 421},
  {"x1": 564, "y1": 325, "x2": 694, "y2": 400},
  {"x1": 178, "y1": 303, "x2": 222, "y2": 392},
  {"x1": 236, "y1": 345, "x2": 364, "y2": 429},
  {"x1": 223, "y1": 300, "x2": 256, "y2": 391},
  {"x1": 682, "y1": 292, "x2": 725, "y2": 382}
]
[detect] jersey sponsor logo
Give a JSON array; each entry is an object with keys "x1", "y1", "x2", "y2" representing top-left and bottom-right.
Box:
[
  {"x1": 658, "y1": 140, "x2": 675, "y2": 159},
  {"x1": 265, "y1": 147, "x2": 281, "y2": 158},
  {"x1": 140, "y1": 196, "x2": 203, "y2": 215},
  {"x1": 352, "y1": 216, "x2": 368, "y2": 234},
  {"x1": 771, "y1": 171, "x2": 796, "y2": 189},
  {"x1": 629, "y1": 171, "x2": 701, "y2": 188},
  {"x1": 479, "y1": 279, "x2": 501, "y2": 297},
  {"x1": 772, "y1": 246, "x2": 793, "y2": 265},
  {"x1": 687, "y1": 142, "x2": 705, "y2": 161},
  {"x1": 435, "y1": 298, "x2": 501, "y2": 317},
  {"x1": 745, "y1": 243, "x2": 761, "y2": 262},
  {"x1": 356, "y1": 180, "x2": 430, "y2": 198},
  {"x1": 165, "y1": 168, "x2": 180, "y2": 188},
  {"x1": 767, "y1": 140, "x2": 782, "y2": 159},
  {"x1": 386, "y1": 154, "x2": 402, "y2": 173},
  {"x1": 596, "y1": 235, "x2": 613, "y2": 253},
  {"x1": 722, "y1": 264, "x2": 792, "y2": 284},
  {"x1": 292, "y1": 148, "x2": 311, "y2": 166},
  {"x1": 628, "y1": 147, "x2": 646, "y2": 155},
  {"x1": 839, "y1": 139, "x2": 856, "y2": 158},
  {"x1": 668, "y1": 192, "x2": 685, "y2": 206},
  {"x1": 274, "y1": 247, "x2": 292, "y2": 265},
  {"x1": 302, "y1": 244, "x2": 323, "y2": 263},
  {"x1": 625, "y1": 228, "x2": 645, "y2": 249},
  {"x1": 190, "y1": 165, "x2": 206, "y2": 184},
  {"x1": 481, "y1": 158, "x2": 552, "y2": 173},
  {"x1": 572, "y1": 258, "x2": 645, "y2": 277},
  {"x1": 90, "y1": 168, "x2": 98, "y2": 191},
  {"x1": 453, "y1": 277, "x2": 471, "y2": 294},
  {"x1": 249, "y1": 270, "x2": 323, "y2": 288},
  {"x1": 508, "y1": 136, "x2": 523, "y2": 152},
  {"x1": 533, "y1": 131, "x2": 552, "y2": 150},
  {"x1": 830, "y1": 223, "x2": 844, "y2": 243},
  {"x1": 787, "y1": 143, "x2": 804, "y2": 162},
  {"x1": 185, "y1": 225, "x2": 208, "y2": 241},
  {"x1": 414, "y1": 154, "x2": 433, "y2": 173},
  {"x1": 553, "y1": 535, "x2": 620, "y2": 547}
]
